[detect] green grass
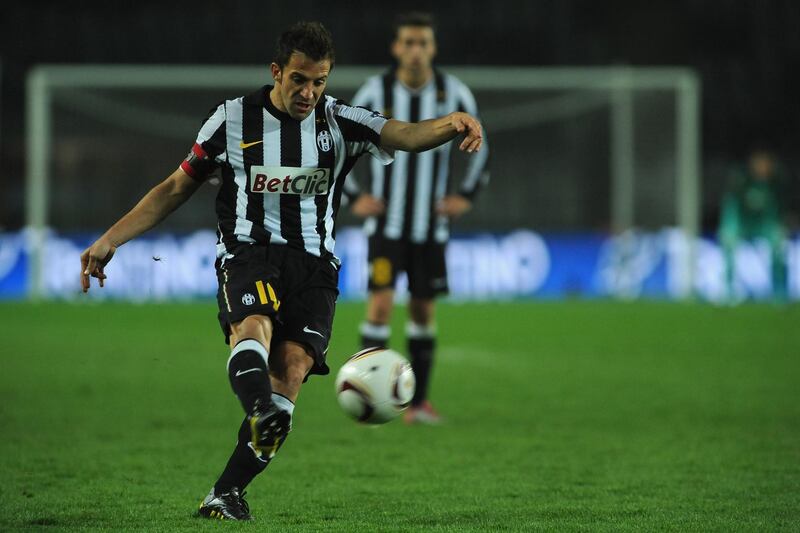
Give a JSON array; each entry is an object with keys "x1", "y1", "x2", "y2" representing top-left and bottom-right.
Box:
[{"x1": 0, "y1": 300, "x2": 799, "y2": 531}]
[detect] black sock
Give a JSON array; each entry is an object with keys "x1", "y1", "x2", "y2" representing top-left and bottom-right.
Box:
[
  {"x1": 214, "y1": 417, "x2": 270, "y2": 494},
  {"x1": 359, "y1": 321, "x2": 390, "y2": 350},
  {"x1": 227, "y1": 339, "x2": 271, "y2": 413},
  {"x1": 214, "y1": 393, "x2": 294, "y2": 494},
  {"x1": 407, "y1": 326, "x2": 435, "y2": 406}
]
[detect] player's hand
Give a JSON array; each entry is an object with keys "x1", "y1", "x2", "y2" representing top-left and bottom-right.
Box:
[
  {"x1": 351, "y1": 193, "x2": 385, "y2": 217},
  {"x1": 436, "y1": 195, "x2": 472, "y2": 218},
  {"x1": 450, "y1": 112, "x2": 483, "y2": 153},
  {"x1": 80, "y1": 237, "x2": 116, "y2": 292}
]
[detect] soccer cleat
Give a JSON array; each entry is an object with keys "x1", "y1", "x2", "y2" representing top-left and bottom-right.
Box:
[
  {"x1": 249, "y1": 398, "x2": 292, "y2": 460},
  {"x1": 198, "y1": 487, "x2": 251, "y2": 520},
  {"x1": 403, "y1": 400, "x2": 442, "y2": 425}
]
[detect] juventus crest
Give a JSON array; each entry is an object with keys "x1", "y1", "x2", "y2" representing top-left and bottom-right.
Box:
[{"x1": 317, "y1": 130, "x2": 332, "y2": 152}]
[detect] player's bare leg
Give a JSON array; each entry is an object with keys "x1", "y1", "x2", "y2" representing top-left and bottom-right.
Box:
[
  {"x1": 268, "y1": 341, "x2": 315, "y2": 402},
  {"x1": 242, "y1": 341, "x2": 314, "y2": 462},
  {"x1": 227, "y1": 314, "x2": 274, "y2": 412},
  {"x1": 404, "y1": 297, "x2": 441, "y2": 424},
  {"x1": 408, "y1": 297, "x2": 434, "y2": 326},
  {"x1": 225, "y1": 315, "x2": 294, "y2": 459},
  {"x1": 200, "y1": 315, "x2": 291, "y2": 521},
  {"x1": 360, "y1": 288, "x2": 395, "y2": 349}
]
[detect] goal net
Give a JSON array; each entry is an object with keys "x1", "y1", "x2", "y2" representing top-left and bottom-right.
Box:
[{"x1": 23, "y1": 65, "x2": 700, "y2": 300}]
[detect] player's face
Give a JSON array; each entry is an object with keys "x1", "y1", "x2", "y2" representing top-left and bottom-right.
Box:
[
  {"x1": 392, "y1": 26, "x2": 436, "y2": 72},
  {"x1": 271, "y1": 52, "x2": 331, "y2": 120},
  {"x1": 749, "y1": 152, "x2": 775, "y2": 181}
]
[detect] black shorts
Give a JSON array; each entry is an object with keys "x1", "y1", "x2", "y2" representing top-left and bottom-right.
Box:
[
  {"x1": 367, "y1": 236, "x2": 448, "y2": 298},
  {"x1": 215, "y1": 243, "x2": 339, "y2": 377}
]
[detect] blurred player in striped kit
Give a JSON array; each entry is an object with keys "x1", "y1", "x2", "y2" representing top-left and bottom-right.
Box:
[{"x1": 345, "y1": 13, "x2": 490, "y2": 424}]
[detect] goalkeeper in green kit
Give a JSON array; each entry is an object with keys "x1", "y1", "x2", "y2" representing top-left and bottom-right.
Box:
[{"x1": 718, "y1": 147, "x2": 790, "y2": 302}]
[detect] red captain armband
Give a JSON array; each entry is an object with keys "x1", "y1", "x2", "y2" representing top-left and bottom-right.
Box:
[{"x1": 180, "y1": 143, "x2": 215, "y2": 180}]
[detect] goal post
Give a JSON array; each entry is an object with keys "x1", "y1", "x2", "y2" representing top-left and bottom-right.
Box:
[{"x1": 25, "y1": 64, "x2": 700, "y2": 299}]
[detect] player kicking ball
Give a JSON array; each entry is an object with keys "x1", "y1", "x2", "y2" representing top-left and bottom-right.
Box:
[{"x1": 80, "y1": 21, "x2": 484, "y2": 521}]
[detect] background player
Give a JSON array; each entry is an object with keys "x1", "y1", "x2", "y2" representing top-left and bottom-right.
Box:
[
  {"x1": 345, "y1": 12, "x2": 490, "y2": 424},
  {"x1": 718, "y1": 146, "x2": 791, "y2": 303},
  {"x1": 80, "y1": 21, "x2": 484, "y2": 520}
]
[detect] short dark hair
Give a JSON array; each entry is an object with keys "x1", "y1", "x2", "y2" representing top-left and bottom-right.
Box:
[
  {"x1": 274, "y1": 21, "x2": 335, "y2": 68},
  {"x1": 393, "y1": 12, "x2": 436, "y2": 37}
]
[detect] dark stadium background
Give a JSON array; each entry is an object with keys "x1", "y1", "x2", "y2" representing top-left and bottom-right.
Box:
[
  {"x1": 1, "y1": 0, "x2": 799, "y2": 232},
  {"x1": 2, "y1": 3, "x2": 799, "y2": 530}
]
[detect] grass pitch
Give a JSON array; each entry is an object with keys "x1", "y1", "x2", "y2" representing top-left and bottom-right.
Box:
[{"x1": 1, "y1": 300, "x2": 798, "y2": 531}]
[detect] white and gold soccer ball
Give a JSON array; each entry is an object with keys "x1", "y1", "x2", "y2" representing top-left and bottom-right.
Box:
[{"x1": 335, "y1": 348, "x2": 416, "y2": 424}]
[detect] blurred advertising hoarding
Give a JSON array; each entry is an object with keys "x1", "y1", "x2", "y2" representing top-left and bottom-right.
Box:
[{"x1": 0, "y1": 228, "x2": 797, "y2": 302}]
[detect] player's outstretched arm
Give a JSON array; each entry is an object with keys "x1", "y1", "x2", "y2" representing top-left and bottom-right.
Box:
[
  {"x1": 80, "y1": 168, "x2": 201, "y2": 292},
  {"x1": 380, "y1": 112, "x2": 484, "y2": 154}
]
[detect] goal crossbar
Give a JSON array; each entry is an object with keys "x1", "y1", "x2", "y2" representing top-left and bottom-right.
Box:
[{"x1": 25, "y1": 65, "x2": 700, "y2": 299}]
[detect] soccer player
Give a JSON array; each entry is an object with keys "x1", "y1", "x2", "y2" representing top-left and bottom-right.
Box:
[
  {"x1": 345, "y1": 12, "x2": 489, "y2": 424},
  {"x1": 718, "y1": 147, "x2": 790, "y2": 303},
  {"x1": 79, "y1": 22, "x2": 483, "y2": 521}
]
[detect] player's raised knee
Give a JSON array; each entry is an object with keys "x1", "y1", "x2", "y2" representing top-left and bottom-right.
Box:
[
  {"x1": 231, "y1": 314, "x2": 274, "y2": 345},
  {"x1": 274, "y1": 343, "x2": 315, "y2": 385}
]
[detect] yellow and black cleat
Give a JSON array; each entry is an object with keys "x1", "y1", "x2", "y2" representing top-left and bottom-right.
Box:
[
  {"x1": 248, "y1": 399, "x2": 291, "y2": 460},
  {"x1": 197, "y1": 487, "x2": 251, "y2": 521}
]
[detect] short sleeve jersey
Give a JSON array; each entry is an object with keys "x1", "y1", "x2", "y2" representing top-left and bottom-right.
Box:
[
  {"x1": 182, "y1": 85, "x2": 393, "y2": 262},
  {"x1": 343, "y1": 69, "x2": 490, "y2": 243}
]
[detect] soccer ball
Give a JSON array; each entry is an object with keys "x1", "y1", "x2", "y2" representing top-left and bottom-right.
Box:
[{"x1": 335, "y1": 348, "x2": 416, "y2": 424}]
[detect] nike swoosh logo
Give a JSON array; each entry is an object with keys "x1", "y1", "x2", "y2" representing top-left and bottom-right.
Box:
[
  {"x1": 235, "y1": 368, "x2": 262, "y2": 376},
  {"x1": 303, "y1": 326, "x2": 325, "y2": 338},
  {"x1": 239, "y1": 140, "x2": 263, "y2": 149}
]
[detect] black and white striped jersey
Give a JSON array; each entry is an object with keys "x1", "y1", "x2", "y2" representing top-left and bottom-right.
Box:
[
  {"x1": 181, "y1": 85, "x2": 392, "y2": 263},
  {"x1": 344, "y1": 69, "x2": 489, "y2": 244}
]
